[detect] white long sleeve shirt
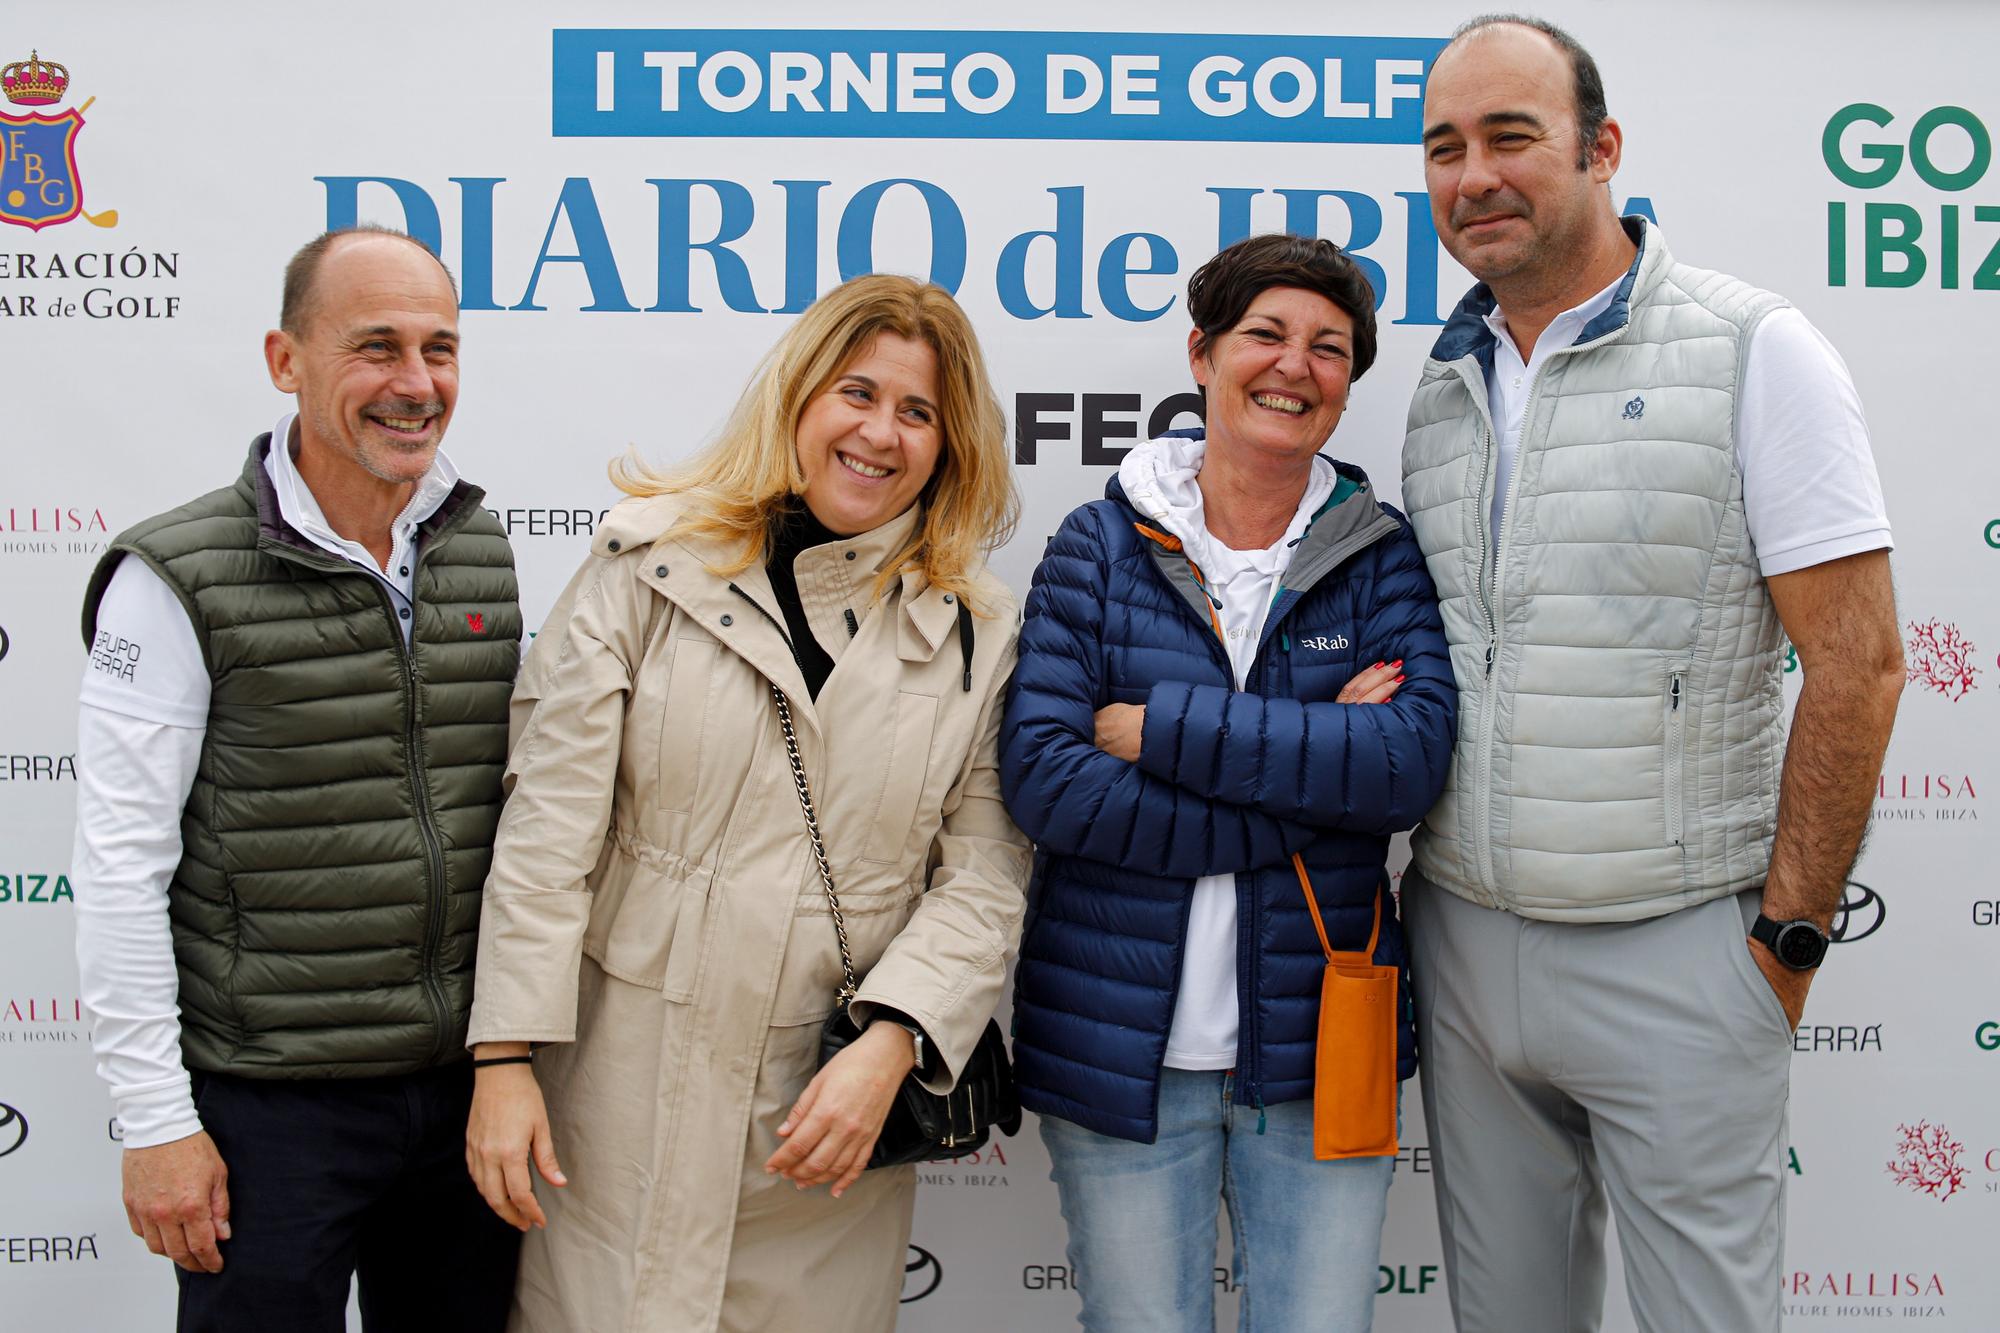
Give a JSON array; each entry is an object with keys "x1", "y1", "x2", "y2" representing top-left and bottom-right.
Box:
[{"x1": 72, "y1": 414, "x2": 458, "y2": 1147}]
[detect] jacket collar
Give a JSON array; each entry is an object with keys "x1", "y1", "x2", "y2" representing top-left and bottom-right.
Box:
[
  {"x1": 1109, "y1": 434, "x2": 1401, "y2": 612},
  {"x1": 233, "y1": 433, "x2": 487, "y2": 574},
  {"x1": 595, "y1": 494, "x2": 955, "y2": 728},
  {"x1": 1428, "y1": 214, "x2": 1660, "y2": 368}
]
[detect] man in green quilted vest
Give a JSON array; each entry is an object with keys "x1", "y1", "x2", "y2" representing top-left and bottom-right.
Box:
[
  {"x1": 1398, "y1": 16, "x2": 1904, "y2": 1333},
  {"x1": 71, "y1": 226, "x2": 523, "y2": 1330}
]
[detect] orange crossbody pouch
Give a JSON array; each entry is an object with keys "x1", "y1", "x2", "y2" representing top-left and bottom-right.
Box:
[{"x1": 1292, "y1": 855, "x2": 1399, "y2": 1160}]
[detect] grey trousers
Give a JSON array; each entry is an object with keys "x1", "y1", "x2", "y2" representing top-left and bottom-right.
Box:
[{"x1": 1404, "y1": 872, "x2": 1793, "y2": 1333}]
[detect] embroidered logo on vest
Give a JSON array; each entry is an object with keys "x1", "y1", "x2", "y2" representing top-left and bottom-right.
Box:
[
  {"x1": 1300, "y1": 635, "x2": 1350, "y2": 651},
  {"x1": 1622, "y1": 395, "x2": 1646, "y2": 420},
  {"x1": 465, "y1": 612, "x2": 486, "y2": 634}
]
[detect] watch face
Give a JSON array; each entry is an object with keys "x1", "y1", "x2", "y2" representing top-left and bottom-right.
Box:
[{"x1": 1776, "y1": 923, "x2": 1828, "y2": 969}]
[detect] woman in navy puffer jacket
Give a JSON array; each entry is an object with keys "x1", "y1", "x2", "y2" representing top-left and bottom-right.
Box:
[{"x1": 1000, "y1": 234, "x2": 1455, "y2": 1333}]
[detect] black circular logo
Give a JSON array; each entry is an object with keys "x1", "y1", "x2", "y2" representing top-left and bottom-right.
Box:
[
  {"x1": 1830, "y1": 882, "x2": 1886, "y2": 943},
  {"x1": 901, "y1": 1244, "x2": 942, "y2": 1303},
  {"x1": 0, "y1": 1103, "x2": 27, "y2": 1158}
]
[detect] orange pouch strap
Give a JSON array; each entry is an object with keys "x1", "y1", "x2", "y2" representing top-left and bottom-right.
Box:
[{"x1": 1293, "y1": 854, "x2": 1398, "y2": 1160}]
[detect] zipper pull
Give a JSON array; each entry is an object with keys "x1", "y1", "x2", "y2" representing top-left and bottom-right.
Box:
[
  {"x1": 1484, "y1": 641, "x2": 1496, "y2": 676},
  {"x1": 1671, "y1": 675, "x2": 1682, "y2": 710},
  {"x1": 1280, "y1": 632, "x2": 1290, "y2": 653},
  {"x1": 843, "y1": 608, "x2": 859, "y2": 639},
  {"x1": 1254, "y1": 1091, "x2": 1267, "y2": 1136}
]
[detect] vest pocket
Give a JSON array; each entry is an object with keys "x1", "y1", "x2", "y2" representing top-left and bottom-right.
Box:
[{"x1": 1663, "y1": 666, "x2": 1687, "y2": 846}]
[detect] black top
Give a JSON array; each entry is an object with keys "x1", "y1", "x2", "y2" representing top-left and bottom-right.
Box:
[{"x1": 765, "y1": 503, "x2": 850, "y2": 700}]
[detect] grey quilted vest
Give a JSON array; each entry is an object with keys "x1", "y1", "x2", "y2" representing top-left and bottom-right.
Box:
[
  {"x1": 81, "y1": 436, "x2": 521, "y2": 1075},
  {"x1": 1400, "y1": 219, "x2": 1789, "y2": 922}
]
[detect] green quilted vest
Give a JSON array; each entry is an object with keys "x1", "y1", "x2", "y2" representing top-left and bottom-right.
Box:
[{"x1": 80, "y1": 436, "x2": 521, "y2": 1077}]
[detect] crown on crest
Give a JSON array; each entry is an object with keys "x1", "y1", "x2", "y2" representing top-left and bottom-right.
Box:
[{"x1": 3, "y1": 51, "x2": 69, "y2": 106}]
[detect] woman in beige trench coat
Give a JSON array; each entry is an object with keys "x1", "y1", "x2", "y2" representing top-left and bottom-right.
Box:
[{"x1": 462, "y1": 275, "x2": 1030, "y2": 1333}]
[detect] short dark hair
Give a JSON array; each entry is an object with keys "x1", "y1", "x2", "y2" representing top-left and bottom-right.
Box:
[
  {"x1": 1185, "y1": 233, "x2": 1379, "y2": 388},
  {"x1": 1452, "y1": 13, "x2": 1608, "y2": 170},
  {"x1": 279, "y1": 225, "x2": 459, "y2": 334}
]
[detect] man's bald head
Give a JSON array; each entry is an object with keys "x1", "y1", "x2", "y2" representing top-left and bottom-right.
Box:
[
  {"x1": 279, "y1": 226, "x2": 459, "y2": 336},
  {"x1": 1439, "y1": 14, "x2": 1608, "y2": 170}
]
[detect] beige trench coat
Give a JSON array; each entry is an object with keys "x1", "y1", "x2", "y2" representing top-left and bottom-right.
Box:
[{"x1": 468, "y1": 495, "x2": 1030, "y2": 1333}]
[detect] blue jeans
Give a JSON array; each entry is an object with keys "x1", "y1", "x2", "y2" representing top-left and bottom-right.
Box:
[{"x1": 1041, "y1": 1068, "x2": 1393, "y2": 1333}]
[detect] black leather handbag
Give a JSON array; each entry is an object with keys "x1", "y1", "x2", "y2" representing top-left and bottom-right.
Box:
[{"x1": 770, "y1": 683, "x2": 1022, "y2": 1169}]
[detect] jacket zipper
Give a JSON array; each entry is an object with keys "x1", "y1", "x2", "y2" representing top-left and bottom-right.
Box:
[
  {"x1": 1462, "y1": 377, "x2": 1505, "y2": 909},
  {"x1": 1461, "y1": 327, "x2": 1622, "y2": 910},
  {"x1": 1138, "y1": 542, "x2": 1253, "y2": 1107},
  {"x1": 374, "y1": 580, "x2": 452, "y2": 1065},
  {"x1": 1665, "y1": 669, "x2": 1686, "y2": 845}
]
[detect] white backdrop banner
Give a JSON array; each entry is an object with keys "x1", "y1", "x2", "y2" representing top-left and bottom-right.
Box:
[{"x1": 4, "y1": 3, "x2": 1995, "y2": 1328}]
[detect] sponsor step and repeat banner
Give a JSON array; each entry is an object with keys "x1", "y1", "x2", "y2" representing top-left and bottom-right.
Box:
[{"x1": 3, "y1": 4, "x2": 1994, "y2": 1327}]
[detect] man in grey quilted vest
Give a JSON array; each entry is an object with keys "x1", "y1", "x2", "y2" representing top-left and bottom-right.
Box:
[
  {"x1": 1399, "y1": 15, "x2": 1903, "y2": 1331},
  {"x1": 71, "y1": 228, "x2": 522, "y2": 1330}
]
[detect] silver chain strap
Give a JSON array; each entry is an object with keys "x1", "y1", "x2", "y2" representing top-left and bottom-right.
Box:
[{"x1": 769, "y1": 683, "x2": 860, "y2": 1006}]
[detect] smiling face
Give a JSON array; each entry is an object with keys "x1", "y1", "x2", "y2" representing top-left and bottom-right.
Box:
[
  {"x1": 794, "y1": 331, "x2": 944, "y2": 536},
  {"x1": 1421, "y1": 24, "x2": 1621, "y2": 289},
  {"x1": 265, "y1": 234, "x2": 460, "y2": 486},
  {"x1": 1190, "y1": 286, "x2": 1356, "y2": 463}
]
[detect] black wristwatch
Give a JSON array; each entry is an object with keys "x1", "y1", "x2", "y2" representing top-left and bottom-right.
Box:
[{"x1": 1751, "y1": 914, "x2": 1831, "y2": 971}]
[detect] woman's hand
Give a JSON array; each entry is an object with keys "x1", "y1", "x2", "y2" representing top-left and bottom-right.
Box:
[
  {"x1": 764, "y1": 1021, "x2": 916, "y2": 1199},
  {"x1": 1338, "y1": 660, "x2": 1404, "y2": 705},
  {"x1": 465, "y1": 1044, "x2": 568, "y2": 1231},
  {"x1": 1092, "y1": 703, "x2": 1146, "y2": 761}
]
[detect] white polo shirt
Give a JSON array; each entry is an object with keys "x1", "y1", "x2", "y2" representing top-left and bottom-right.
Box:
[{"x1": 1483, "y1": 281, "x2": 1892, "y2": 576}]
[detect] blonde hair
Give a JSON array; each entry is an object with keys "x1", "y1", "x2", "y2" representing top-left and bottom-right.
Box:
[{"x1": 613, "y1": 274, "x2": 1019, "y2": 611}]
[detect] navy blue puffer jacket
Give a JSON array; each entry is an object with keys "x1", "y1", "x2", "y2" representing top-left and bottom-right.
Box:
[{"x1": 1000, "y1": 456, "x2": 1455, "y2": 1143}]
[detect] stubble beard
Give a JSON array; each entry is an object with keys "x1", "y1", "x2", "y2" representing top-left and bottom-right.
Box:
[{"x1": 308, "y1": 401, "x2": 439, "y2": 486}]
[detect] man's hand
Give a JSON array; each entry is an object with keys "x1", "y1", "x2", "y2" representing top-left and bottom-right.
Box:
[
  {"x1": 764, "y1": 1021, "x2": 916, "y2": 1200},
  {"x1": 123, "y1": 1131, "x2": 231, "y2": 1273},
  {"x1": 1747, "y1": 937, "x2": 1812, "y2": 1032},
  {"x1": 465, "y1": 1048, "x2": 567, "y2": 1232}
]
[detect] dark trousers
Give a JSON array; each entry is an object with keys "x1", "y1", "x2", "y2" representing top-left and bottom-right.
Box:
[{"x1": 176, "y1": 1063, "x2": 519, "y2": 1333}]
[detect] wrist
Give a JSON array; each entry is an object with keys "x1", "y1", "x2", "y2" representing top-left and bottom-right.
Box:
[
  {"x1": 471, "y1": 1041, "x2": 535, "y2": 1074},
  {"x1": 864, "y1": 1019, "x2": 920, "y2": 1071},
  {"x1": 1751, "y1": 913, "x2": 1830, "y2": 971}
]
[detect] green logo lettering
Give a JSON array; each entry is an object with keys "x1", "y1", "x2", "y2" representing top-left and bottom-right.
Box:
[
  {"x1": 1908, "y1": 106, "x2": 1992, "y2": 192},
  {"x1": 1824, "y1": 103, "x2": 1902, "y2": 188}
]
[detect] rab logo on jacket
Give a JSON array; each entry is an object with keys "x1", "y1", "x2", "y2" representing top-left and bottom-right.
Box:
[
  {"x1": 465, "y1": 611, "x2": 486, "y2": 634},
  {"x1": 1300, "y1": 635, "x2": 1350, "y2": 651}
]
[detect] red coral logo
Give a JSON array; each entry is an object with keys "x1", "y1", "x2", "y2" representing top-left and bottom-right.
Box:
[
  {"x1": 465, "y1": 611, "x2": 486, "y2": 634},
  {"x1": 1886, "y1": 1120, "x2": 1967, "y2": 1201},
  {"x1": 1904, "y1": 619, "x2": 1980, "y2": 702}
]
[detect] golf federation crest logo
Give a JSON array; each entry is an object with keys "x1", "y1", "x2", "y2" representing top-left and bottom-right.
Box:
[{"x1": 1, "y1": 50, "x2": 118, "y2": 231}]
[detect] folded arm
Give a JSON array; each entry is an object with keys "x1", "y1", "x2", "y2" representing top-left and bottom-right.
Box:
[
  {"x1": 999, "y1": 507, "x2": 1315, "y2": 878},
  {"x1": 1136, "y1": 523, "x2": 1455, "y2": 834}
]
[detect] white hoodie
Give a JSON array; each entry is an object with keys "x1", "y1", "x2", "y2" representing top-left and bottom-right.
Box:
[{"x1": 1117, "y1": 433, "x2": 1335, "y2": 1069}]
